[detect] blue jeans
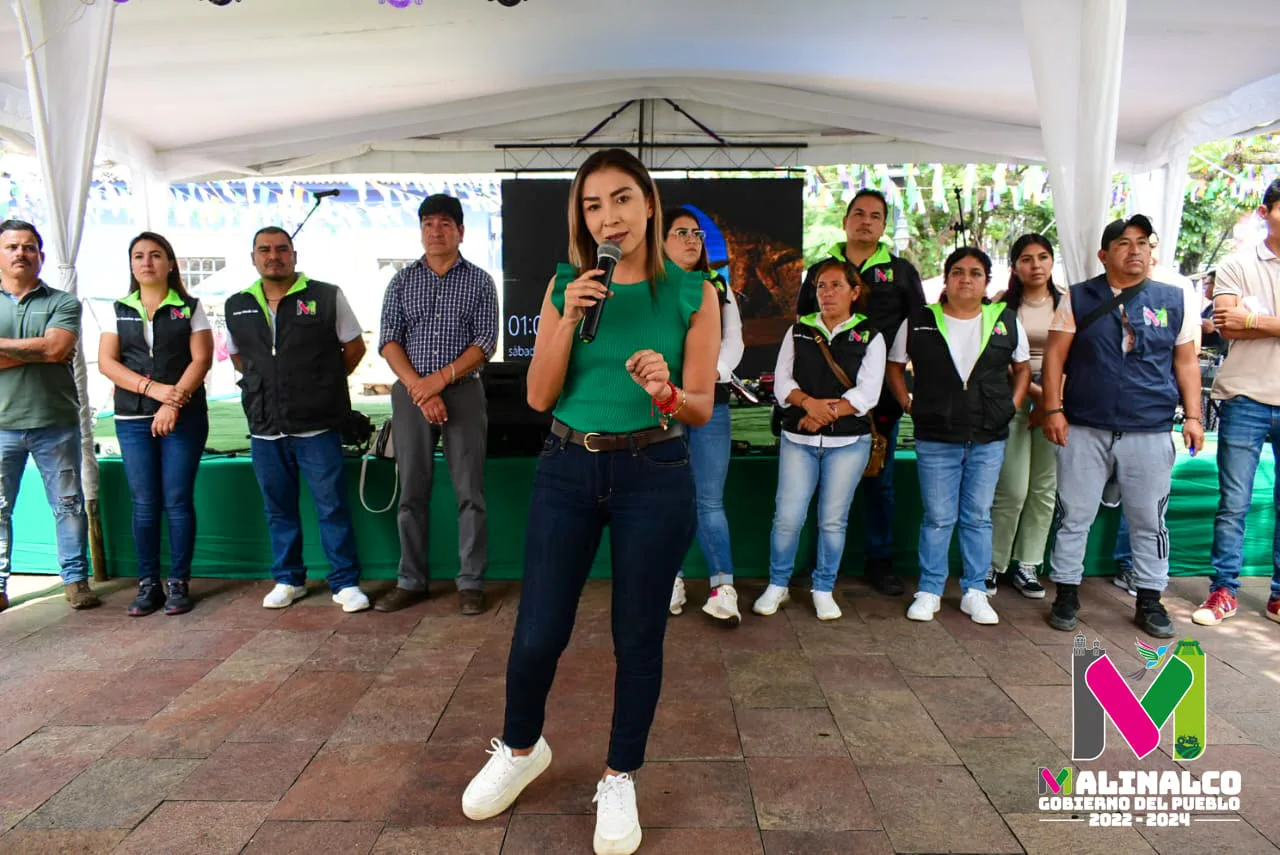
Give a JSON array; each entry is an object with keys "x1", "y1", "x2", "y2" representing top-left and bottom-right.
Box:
[
  {"x1": 769, "y1": 434, "x2": 871, "y2": 593},
  {"x1": 504, "y1": 432, "x2": 695, "y2": 773},
  {"x1": 914, "y1": 439, "x2": 1006, "y2": 596},
  {"x1": 863, "y1": 419, "x2": 900, "y2": 561},
  {"x1": 1210, "y1": 396, "x2": 1280, "y2": 598},
  {"x1": 0, "y1": 425, "x2": 90, "y2": 584},
  {"x1": 116, "y1": 411, "x2": 208, "y2": 582},
  {"x1": 249, "y1": 432, "x2": 360, "y2": 593},
  {"x1": 683, "y1": 402, "x2": 734, "y2": 587},
  {"x1": 1114, "y1": 515, "x2": 1132, "y2": 566}
]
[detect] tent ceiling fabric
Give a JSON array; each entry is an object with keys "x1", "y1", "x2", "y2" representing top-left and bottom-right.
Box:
[{"x1": 1, "y1": 0, "x2": 1277, "y2": 180}]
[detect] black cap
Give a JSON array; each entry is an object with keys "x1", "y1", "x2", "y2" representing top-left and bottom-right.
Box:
[
  {"x1": 1100, "y1": 214, "x2": 1154, "y2": 250},
  {"x1": 418, "y1": 194, "x2": 463, "y2": 226}
]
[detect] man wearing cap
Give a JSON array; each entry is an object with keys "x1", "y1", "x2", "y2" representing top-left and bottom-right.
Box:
[
  {"x1": 376, "y1": 194, "x2": 499, "y2": 616},
  {"x1": 1040, "y1": 214, "x2": 1204, "y2": 638}
]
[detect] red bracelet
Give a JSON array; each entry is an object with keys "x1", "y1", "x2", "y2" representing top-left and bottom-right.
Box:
[{"x1": 654, "y1": 381, "x2": 680, "y2": 414}]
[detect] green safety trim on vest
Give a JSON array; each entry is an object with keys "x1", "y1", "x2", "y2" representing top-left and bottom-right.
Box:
[
  {"x1": 117, "y1": 288, "x2": 186, "y2": 319},
  {"x1": 926, "y1": 301, "x2": 1010, "y2": 355},
  {"x1": 241, "y1": 273, "x2": 311, "y2": 317},
  {"x1": 797, "y1": 312, "x2": 867, "y2": 341},
  {"x1": 825, "y1": 241, "x2": 893, "y2": 272}
]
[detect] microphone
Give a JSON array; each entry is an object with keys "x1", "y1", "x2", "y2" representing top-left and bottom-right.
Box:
[
  {"x1": 313, "y1": 189, "x2": 340, "y2": 199},
  {"x1": 579, "y1": 240, "x2": 622, "y2": 343}
]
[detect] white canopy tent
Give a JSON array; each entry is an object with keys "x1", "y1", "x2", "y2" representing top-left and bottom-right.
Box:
[{"x1": 1, "y1": 0, "x2": 1278, "y2": 575}]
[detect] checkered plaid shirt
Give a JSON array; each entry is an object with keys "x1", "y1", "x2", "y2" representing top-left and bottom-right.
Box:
[{"x1": 378, "y1": 254, "x2": 499, "y2": 378}]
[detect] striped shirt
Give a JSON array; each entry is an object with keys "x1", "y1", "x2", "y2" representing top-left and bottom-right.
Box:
[{"x1": 377, "y1": 254, "x2": 499, "y2": 378}]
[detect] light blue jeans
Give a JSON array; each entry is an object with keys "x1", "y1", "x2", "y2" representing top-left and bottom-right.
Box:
[
  {"x1": 768, "y1": 433, "x2": 871, "y2": 593},
  {"x1": 914, "y1": 439, "x2": 1007, "y2": 597},
  {"x1": 682, "y1": 402, "x2": 735, "y2": 588},
  {"x1": 0, "y1": 425, "x2": 91, "y2": 585},
  {"x1": 1209, "y1": 396, "x2": 1280, "y2": 598}
]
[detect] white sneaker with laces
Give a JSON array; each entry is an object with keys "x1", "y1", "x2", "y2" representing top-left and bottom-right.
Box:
[
  {"x1": 961, "y1": 589, "x2": 1000, "y2": 625},
  {"x1": 812, "y1": 590, "x2": 842, "y2": 621},
  {"x1": 332, "y1": 586, "x2": 370, "y2": 613},
  {"x1": 701, "y1": 584, "x2": 741, "y2": 626},
  {"x1": 461, "y1": 736, "x2": 552, "y2": 821},
  {"x1": 669, "y1": 577, "x2": 686, "y2": 616},
  {"x1": 906, "y1": 591, "x2": 941, "y2": 621},
  {"x1": 262, "y1": 583, "x2": 307, "y2": 609},
  {"x1": 752, "y1": 584, "x2": 790, "y2": 616},
  {"x1": 593, "y1": 772, "x2": 642, "y2": 855}
]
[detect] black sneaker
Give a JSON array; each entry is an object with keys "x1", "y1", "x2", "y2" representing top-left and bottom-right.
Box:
[
  {"x1": 984, "y1": 567, "x2": 999, "y2": 597},
  {"x1": 164, "y1": 579, "x2": 193, "y2": 615},
  {"x1": 866, "y1": 557, "x2": 904, "y2": 597},
  {"x1": 1049, "y1": 583, "x2": 1079, "y2": 631},
  {"x1": 1135, "y1": 590, "x2": 1175, "y2": 638},
  {"x1": 1010, "y1": 564, "x2": 1046, "y2": 599},
  {"x1": 127, "y1": 578, "x2": 165, "y2": 617},
  {"x1": 1113, "y1": 561, "x2": 1137, "y2": 596}
]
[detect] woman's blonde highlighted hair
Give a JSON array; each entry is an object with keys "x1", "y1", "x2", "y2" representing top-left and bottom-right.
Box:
[{"x1": 567, "y1": 148, "x2": 666, "y2": 287}]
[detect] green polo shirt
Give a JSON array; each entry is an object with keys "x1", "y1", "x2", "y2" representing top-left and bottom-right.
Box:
[{"x1": 0, "y1": 281, "x2": 82, "y2": 430}]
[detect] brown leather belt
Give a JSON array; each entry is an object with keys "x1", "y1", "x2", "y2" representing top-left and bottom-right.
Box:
[{"x1": 550, "y1": 419, "x2": 684, "y2": 453}]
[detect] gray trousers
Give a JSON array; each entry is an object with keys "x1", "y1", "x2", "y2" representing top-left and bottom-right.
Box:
[
  {"x1": 390, "y1": 377, "x2": 488, "y2": 591},
  {"x1": 1049, "y1": 425, "x2": 1174, "y2": 592}
]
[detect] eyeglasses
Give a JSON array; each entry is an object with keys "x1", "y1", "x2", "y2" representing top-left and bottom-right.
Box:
[{"x1": 671, "y1": 228, "x2": 705, "y2": 242}]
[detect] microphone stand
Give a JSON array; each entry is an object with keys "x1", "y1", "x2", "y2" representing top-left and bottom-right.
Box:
[
  {"x1": 291, "y1": 191, "x2": 339, "y2": 240},
  {"x1": 951, "y1": 187, "x2": 969, "y2": 249}
]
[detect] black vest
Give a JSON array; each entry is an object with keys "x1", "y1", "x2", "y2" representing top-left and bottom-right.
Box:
[
  {"x1": 780, "y1": 314, "x2": 875, "y2": 437},
  {"x1": 906, "y1": 303, "x2": 1020, "y2": 444},
  {"x1": 112, "y1": 292, "x2": 208, "y2": 418},
  {"x1": 224, "y1": 278, "x2": 351, "y2": 436}
]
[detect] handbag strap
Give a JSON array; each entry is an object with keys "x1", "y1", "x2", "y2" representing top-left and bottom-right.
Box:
[
  {"x1": 1075, "y1": 279, "x2": 1150, "y2": 335},
  {"x1": 812, "y1": 333, "x2": 854, "y2": 390}
]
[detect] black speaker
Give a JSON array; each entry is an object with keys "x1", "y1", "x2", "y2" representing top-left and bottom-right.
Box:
[{"x1": 482, "y1": 362, "x2": 552, "y2": 457}]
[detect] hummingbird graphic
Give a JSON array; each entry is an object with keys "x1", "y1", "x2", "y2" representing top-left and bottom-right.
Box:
[{"x1": 1127, "y1": 639, "x2": 1171, "y2": 681}]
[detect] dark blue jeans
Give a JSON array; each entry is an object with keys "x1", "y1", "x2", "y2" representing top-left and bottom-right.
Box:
[
  {"x1": 504, "y1": 431, "x2": 696, "y2": 773},
  {"x1": 1210, "y1": 396, "x2": 1280, "y2": 598},
  {"x1": 116, "y1": 411, "x2": 209, "y2": 581},
  {"x1": 249, "y1": 431, "x2": 361, "y2": 593},
  {"x1": 863, "y1": 418, "x2": 900, "y2": 561}
]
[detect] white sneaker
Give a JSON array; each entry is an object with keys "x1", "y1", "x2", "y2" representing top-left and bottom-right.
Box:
[
  {"x1": 593, "y1": 772, "x2": 642, "y2": 855},
  {"x1": 669, "y1": 577, "x2": 686, "y2": 616},
  {"x1": 906, "y1": 591, "x2": 941, "y2": 621},
  {"x1": 812, "y1": 590, "x2": 842, "y2": 621},
  {"x1": 461, "y1": 737, "x2": 552, "y2": 821},
  {"x1": 752, "y1": 584, "x2": 790, "y2": 616},
  {"x1": 262, "y1": 583, "x2": 307, "y2": 609},
  {"x1": 961, "y1": 589, "x2": 1000, "y2": 625},
  {"x1": 701, "y1": 584, "x2": 741, "y2": 626},
  {"x1": 332, "y1": 586, "x2": 370, "y2": 613}
]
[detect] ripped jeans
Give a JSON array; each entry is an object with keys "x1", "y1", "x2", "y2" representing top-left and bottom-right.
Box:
[{"x1": 0, "y1": 425, "x2": 91, "y2": 585}]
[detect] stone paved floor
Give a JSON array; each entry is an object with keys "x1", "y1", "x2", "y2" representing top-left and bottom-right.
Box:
[{"x1": 0, "y1": 573, "x2": 1277, "y2": 855}]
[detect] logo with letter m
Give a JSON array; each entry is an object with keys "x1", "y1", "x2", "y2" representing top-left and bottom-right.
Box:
[{"x1": 1038, "y1": 767, "x2": 1072, "y2": 795}]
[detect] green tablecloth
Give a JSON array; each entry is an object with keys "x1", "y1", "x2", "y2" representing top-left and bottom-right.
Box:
[{"x1": 10, "y1": 441, "x2": 1275, "y2": 581}]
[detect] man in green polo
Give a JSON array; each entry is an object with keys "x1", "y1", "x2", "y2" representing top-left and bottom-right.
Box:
[{"x1": 0, "y1": 220, "x2": 98, "y2": 611}]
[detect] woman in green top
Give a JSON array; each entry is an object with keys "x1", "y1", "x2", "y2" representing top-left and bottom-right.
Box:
[{"x1": 462, "y1": 149, "x2": 719, "y2": 855}]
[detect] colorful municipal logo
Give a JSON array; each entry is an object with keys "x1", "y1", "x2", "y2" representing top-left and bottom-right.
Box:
[{"x1": 1070, "y1": 634, "x2": 1206, "y2": 762}]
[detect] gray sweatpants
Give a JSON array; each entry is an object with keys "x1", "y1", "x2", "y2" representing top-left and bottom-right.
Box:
[
  {"x1": 390, "y1": 377, "x2": 488, "y2": 592},
  {"x1": 1049, "y1": 425, "x2": 1175, "y2": 592}
]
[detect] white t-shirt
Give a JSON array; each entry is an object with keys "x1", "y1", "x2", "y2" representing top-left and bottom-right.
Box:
[
  {"x1": 888, "y1": 315, "x2": 1031, "y2": 380},
  {"x1": 101, "y1": 299, "x2": 212, "y2": 420},
  {"x1": 224, "y1": 287, "x2": 364, "y2": 440}
]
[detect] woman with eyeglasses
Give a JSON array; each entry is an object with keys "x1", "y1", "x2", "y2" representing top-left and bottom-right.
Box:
[{"x1": 663, "y1": 207, "x2": 745, "y2": 626}]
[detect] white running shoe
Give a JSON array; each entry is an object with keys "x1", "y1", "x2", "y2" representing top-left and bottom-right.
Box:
[
  {"x1": 593, "y1": 772, "x2": 642, "y2": 855},
  {"x1": 332, "y1": 586, "x2": 370, "y2": 613},
  {"x1": 701, "y1": 584, "x2": 741, "y2": 626},
  {"x1": 461, "y1": 736, "x2": 552, "y2": 821},
  {"x1": 752, "y1": 584, "x2": 790, "y2": 616},
  {"x1": 262, "y1": 584, "x2": 307, "y2": 609},
  {"x1": 812, "y1": 590, "x2": 842, "y2": 621},
  {"x1": 906, "y1": 591, "x2": 941, "y2": 621},
  {"x1": 961, "y1": 589, "x2": 1000, "y2": 625},
  {"x1": 669, "y1": 577, "x2": 687, "y2": 616}
]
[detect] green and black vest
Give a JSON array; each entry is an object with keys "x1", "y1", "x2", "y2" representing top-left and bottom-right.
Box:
[
  {"x1": 112, "y1": 289, "x2": 207, "y2": 418},
  {"x1": 905, "y1": 302, "x2": 1020, "y2": 444},
  {"x1": 779, "y1": 313, "x2": 876, "y2": 437},
  {"x1": 224, "y1": 275, "x2": 351, "y2": 436},
  {"x1": 709, "y1": 271, "x2": 732, "y2": 404}
]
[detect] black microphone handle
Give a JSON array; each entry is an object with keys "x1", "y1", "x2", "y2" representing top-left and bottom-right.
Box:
[{"x1": 578, "y1": 258, "x2": 617, "y2": 343}]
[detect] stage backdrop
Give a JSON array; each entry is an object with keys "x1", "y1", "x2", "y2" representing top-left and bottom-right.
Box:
[{"x1": 500, "y1": 178, "x2": 804, "y2": 377}]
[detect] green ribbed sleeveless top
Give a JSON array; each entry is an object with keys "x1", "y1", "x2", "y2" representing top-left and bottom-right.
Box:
[{"x1": 550, "y1": 259, "x2": 705, "y2": 433}]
